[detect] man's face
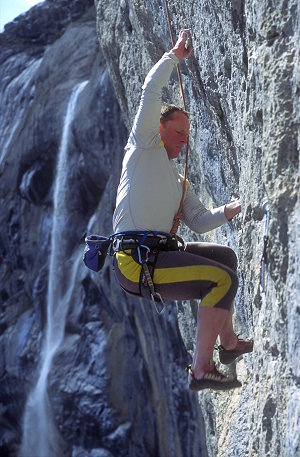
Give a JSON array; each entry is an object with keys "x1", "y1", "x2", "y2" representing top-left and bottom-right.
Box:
[{"x1": 159, "y1": 111, "x2": 190, "y2": 160}]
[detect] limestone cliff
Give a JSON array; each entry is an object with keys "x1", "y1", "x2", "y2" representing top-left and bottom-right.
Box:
[{"x1": 95, "y1": 0, "x2": 299, "y2": 456}]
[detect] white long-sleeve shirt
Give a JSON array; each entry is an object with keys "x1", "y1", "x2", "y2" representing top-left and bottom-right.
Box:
[{"x1": 113, "y1": 51, "x2": 227, "y2": 234}]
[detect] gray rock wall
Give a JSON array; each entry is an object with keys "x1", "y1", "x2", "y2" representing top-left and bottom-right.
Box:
[{"x1": 95, "y1": 1, "x2": 299, "y2": 456}]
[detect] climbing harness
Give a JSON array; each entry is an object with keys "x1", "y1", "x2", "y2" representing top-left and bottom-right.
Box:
[
  {"x1": 112, "y1": 232, "x2": 185, "y2": 314},
  {"x1": 164, "y1": 0, "x2": 190, "y2": 236},
  {"x1": 259, "y1": 200, "x2": 270, "y2": 292},
  {"x1": 83, "y1": 231, "x2": 185, "y2": 314}
]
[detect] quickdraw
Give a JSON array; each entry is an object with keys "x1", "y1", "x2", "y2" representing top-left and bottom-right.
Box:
[
  {"x1": 138, "y1": 248, "x2": 166, "y2": 315},
  {"x1": 259, "y1": 200, "x2": 270, "y2": 292},
  {"x1": 136, "y1": 244, "x2": 166, "y2": 313}
]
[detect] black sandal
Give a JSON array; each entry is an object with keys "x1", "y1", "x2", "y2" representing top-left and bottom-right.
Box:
[
  {"x1": 217, "y1": 337, "x2": 254, "y2": 365},
  {"x1": 186, "y1": 364, "x2": 242, "y2": 391}
]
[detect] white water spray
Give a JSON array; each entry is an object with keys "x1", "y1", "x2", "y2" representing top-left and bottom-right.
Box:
[{"x1": 20, "y1": 80, "x2": 88, "y2": 457}]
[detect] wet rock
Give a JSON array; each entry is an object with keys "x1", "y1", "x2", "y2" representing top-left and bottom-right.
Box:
[{"x1": 95, "y1": 0, "x2": 299, "y2": 456}]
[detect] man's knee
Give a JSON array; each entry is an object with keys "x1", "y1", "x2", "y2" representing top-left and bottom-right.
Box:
[
  {"x1": 215, "y1": 268, "x2": 238, "y2": 310},
  {"x1": 223, "y1": 246, "x2": 238, "y2": 272}
]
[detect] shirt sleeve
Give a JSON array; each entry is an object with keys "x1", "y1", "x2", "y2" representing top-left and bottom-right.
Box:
[
  {"x1": 128, "y1": 51, "x2": 179, "y2": 148},
  {"x1": 182, "y1": 186, "x2": 228, "y2": 234}
]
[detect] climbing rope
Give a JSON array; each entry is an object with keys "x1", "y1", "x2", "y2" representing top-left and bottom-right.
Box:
[{"x1": 164, "y1": 0, "x2": 190, "y2": 237}]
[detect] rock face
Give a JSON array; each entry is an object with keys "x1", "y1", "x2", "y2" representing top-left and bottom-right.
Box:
[
  {"x1": 0, "y1": 0, "x2": 299, "y2": 457},
  {"x1": 0, "y1": 1, "x2": 205, "y2": 457},
  {"x1": 95, "y1": 0, "x2": 299, "y2": 456}
]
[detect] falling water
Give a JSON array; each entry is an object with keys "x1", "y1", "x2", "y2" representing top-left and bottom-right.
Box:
[{"x1": 20, "y1": 80, "x2": 88, "y2": 457}]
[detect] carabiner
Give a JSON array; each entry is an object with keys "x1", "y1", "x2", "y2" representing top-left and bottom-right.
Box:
[
  {"x1": 151, "y1": 292, "x2": 166, "y2": 315},
  {"x1": 137, "y1": 244, "x2": 150, "y2": 264}
]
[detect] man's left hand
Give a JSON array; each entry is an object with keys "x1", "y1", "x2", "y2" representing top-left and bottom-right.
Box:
[{"x1": 224, "y1": 200, "x2": 241, "y2": 221}]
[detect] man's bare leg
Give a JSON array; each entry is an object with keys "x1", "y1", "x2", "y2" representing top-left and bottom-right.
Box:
[
  {"x1": 217, "y1": 301, "x2": 254, "y2": 364},
  {"x1": 218, "y1": 302, "x2": 238, "y2": 349},
  {"x1": 192, "y1": 306, "x2": 229, "y2": 379}
]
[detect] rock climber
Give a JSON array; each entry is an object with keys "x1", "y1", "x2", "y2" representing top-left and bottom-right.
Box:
[{"x1": 112, "y1": 29, "x2": 253, "y2": 391}]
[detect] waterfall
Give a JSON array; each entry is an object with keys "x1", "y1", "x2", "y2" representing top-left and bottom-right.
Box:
[{"x1": 20, "y1": 80, "x2": 88, "y2": 457}]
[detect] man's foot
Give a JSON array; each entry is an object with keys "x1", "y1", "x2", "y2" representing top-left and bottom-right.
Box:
[
  {"x1": 186, "y1": 364, "x2": 242, "y2": 391},
  {"x1": 218, "y1": 337, "x2": 254, "y2": 365}
]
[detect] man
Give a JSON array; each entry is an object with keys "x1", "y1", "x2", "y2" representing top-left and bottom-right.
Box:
[{"x1": 112, "y1": 29, "x2": 253, "y2": 391}]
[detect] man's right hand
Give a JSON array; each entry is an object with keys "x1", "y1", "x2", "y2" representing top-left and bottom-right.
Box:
[
  {"x1": 224, "y1": 200, "x2": 242, "y2": 221},
  {"x1": 172, "y1": 29, "x2": 193, "y2": 59}
]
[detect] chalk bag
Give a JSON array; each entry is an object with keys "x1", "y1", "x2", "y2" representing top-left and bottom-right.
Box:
[{"x1": 83, "y1": 235, "x2": 111, "y2": 272}]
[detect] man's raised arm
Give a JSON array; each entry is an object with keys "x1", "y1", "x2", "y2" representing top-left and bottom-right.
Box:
[{"x1": 128, "y1": 30, "x2": 192, "y2": 148}]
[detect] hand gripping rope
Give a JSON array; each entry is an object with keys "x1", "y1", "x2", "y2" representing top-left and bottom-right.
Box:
[{"x1": 164, "y1": 0, "x2": 190, "y2": 237}]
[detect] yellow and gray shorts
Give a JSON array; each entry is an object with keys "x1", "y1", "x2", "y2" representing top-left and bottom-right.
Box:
[{"x1": 114, "y1": 242, "x2": 238, "y2": 310}]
